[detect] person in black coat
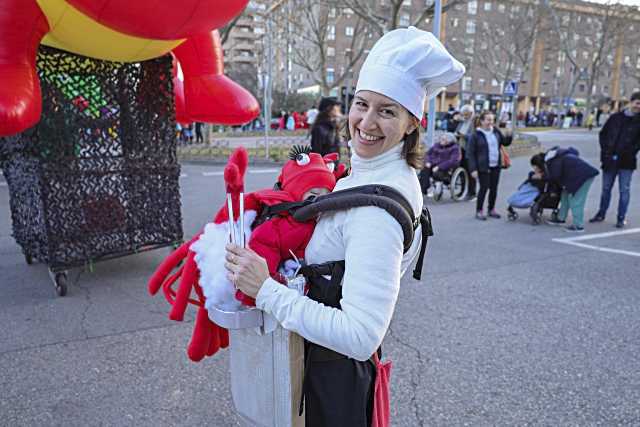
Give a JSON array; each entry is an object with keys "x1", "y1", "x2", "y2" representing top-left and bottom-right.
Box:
[
  {"x1": 545, "y1": 146, "x2": 599, "y2": 231},
  {"x1": 589, "y1": 92, "x2": 640, "y2": 228},
  {"x1": 310, "y1": 97, "x2": 343, "y2": 156},
  {"x1": 466, "y1": 110, "x2": 512, "y2": 220}
]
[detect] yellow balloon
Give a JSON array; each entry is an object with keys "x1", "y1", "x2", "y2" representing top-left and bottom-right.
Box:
[{"x1": 38, "y1": 0, "x2": 184, "y2": 62}]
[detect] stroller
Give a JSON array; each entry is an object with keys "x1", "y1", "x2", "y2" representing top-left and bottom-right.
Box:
[{"x1": 507, "y1": 177, "x2": 561, "y2": 224}]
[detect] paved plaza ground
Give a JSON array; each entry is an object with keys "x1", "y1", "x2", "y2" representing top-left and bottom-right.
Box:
[{"x1": 1, "y1": 129, "x2": 638, "y2": 425}]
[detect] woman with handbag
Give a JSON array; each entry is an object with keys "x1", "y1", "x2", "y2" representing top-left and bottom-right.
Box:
[
  {"x1": 224, "y1": 27, "x2": 464, "y2": 426},
  {"x1": 466, "y1": 110, "x2": 513, "y2": 220}
]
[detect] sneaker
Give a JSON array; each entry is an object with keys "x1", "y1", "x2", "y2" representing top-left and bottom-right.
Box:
[
  {"x1": 475, "y1": 211, "x2": 487, "y2": 221},
  {"x1": 425, "y1": 189, "x2": 434, "y2": 198},
  {"x1": 488, "y1": 209, "x2": 501, "y2": 219},
  {"x1": 564, "y1": 225, "x2": 585, "y2": 232},
  {"x1": 615, "y1": 219, "x2": 627, "y2": 228},
  {"x1": 466, "y1": 194, "x2": 477, "y2": 202},
  {"x1": 589, "y1": 214, "x2": 605, "y2": 223},
  {"x1": 546, "y1": 218, "x2": 566, "y2": 226}
]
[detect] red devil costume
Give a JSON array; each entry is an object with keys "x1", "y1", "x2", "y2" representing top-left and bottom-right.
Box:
[{"x1": 148, "y1": 146, "x2": 345, "y2": 362}]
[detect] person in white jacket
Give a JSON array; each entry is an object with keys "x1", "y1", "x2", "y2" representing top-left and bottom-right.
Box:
[{"x1": 225, "y1": 27, "x2": 464, "y2": 426}]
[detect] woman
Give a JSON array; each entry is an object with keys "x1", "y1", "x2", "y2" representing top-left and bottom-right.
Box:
[
  {"x1": 545, "y1": 146, "x2": 599, "y2": 232},
  {"x1": 309, "y1": 96, "x2": 342, "y2": 156},
  {"x1": 225, "y1": 27, "x2": 464, "y2": 426},
  {"x1": 466, "y1": 110, "x2": 512, "y2": 220},
  {"x1": 418, "y1": 132, "x2": 462, "y2": 195},
  {"x1": 455, "y1": 104, "x2": 477, "y2": 199}
]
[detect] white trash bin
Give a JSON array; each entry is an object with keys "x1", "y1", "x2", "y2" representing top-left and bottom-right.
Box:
[{"x1": 209, "y1": 306, "x2": 305, "y2": 427}]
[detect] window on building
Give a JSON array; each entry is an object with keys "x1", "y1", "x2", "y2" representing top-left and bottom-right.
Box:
[
  {"x1": 466, "y1": 20, "x2": 476, "y2": 34},
  {"x1": 254, "y1": 27, "x2": 264, "y2": 34},
  {"x1": 425, "y1": 0, "x2": 434, "y2": 6},
  {"x1": 345, "y1": 26, "x2": 354, "y2": 36},
  {"x1": 492, "y1": 79, "x2": 499, "y2": 87},
  {"x1": 400, "y1": 13, "x2": 410, "y2": 27},
  {"x1": 482, "y1": 21, "x2": 489, "y2": 30},
  {"x1": 637, "y1": 58, "x2": 640, "y2": 69},
  {"x1": 462, "y1": 76, "x2": 472, "y2": 90},
  {"x1": 579, "y1": 84, "x2": 585, "y2": 92},
  {"x1": 468, "y1": 1, "x2": 477, "y2": 15},
  {"x1": 484, "y1": 2, "x2": 492, "y2": 11},
  {"x1": 543, "y1": 65, "x2": 550, "y2": 72},
  {"x1": 583, "y1": 51, "x2": 589, "y2": 60},
  {"x1": 498, "y1": 3, "x2": 505, "y2": 13},
  {"x1": 403, "y1": 0, "x2": 411, "y2": 5},
  {"x1": 327, "y1": 47, "x2": 335, "y2": 56},
  {"x1": 480, "y1": 41, "x2": 488, "y2": 50},
  {"x1": 479, "y1": 78, "x2": 485, "y2": 87},
  {"x1": 329, "y1": 8, "x2": 336, "y2": 18},
  {"x1": 327, "y1": 25, "x2": 335, "y2": 40},
  {"x1": 465, "y1": 46, "x2": 474, "y2": 54},
  {"x1": 512, "y1": 4, "x2": 520, "y2": 13},
  {"x1": 343, "y1": 8, "x2": 354, "y2": 15},
  {"x1": 452, "y1": 18, "x2": 459, "y2": 27},
  {"x1": 327, "y1": 68, "x2": 335, "y2": 84}
]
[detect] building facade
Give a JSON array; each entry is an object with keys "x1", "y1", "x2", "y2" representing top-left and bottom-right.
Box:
[{"x1": 262, "y1": 0, "x2": 640, "y2": 114}]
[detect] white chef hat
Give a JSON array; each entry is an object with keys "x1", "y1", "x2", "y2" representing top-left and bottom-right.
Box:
[{"x1": 355, "y1": 26, "x2": 465, "y2": 119}]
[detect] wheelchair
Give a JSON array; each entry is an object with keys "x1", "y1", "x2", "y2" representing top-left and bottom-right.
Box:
[{"x1": 431, "y1": 166, "x2": 469, "y2": 202}]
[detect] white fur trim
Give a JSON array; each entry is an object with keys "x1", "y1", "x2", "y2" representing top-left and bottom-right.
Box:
[{"x1": 191, "y1": 210, "x2": 257, "y2": 311}]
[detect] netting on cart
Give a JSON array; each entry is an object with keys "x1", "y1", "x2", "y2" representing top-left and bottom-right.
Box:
[{"x1": 0, "y1": 46, "x2": 183, "y2": 270}]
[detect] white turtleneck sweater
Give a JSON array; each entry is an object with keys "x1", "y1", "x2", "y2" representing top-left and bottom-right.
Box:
[{"x1": 255, "y1": 143, "x2": 423, "y2": 361}]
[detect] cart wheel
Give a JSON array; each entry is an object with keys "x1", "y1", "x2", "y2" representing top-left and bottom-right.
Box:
[
  {"x1": 508, "y1": 212, "x2": 518, "y2": 221},
  {"x1": 54, "y1": 272, "x2": 68, "y2": 297},
  {"x1": 24, "y1": 253, "x2": 33, "y2": 265}
]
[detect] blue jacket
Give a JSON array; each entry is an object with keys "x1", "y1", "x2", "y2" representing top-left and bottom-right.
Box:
[{"x1": 544, "y1": 147, "x2": 599, "y2": 194}]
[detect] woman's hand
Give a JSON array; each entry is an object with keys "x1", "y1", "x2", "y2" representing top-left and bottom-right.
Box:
[
  {"x1": 471, "y1": 170, "x2": 478, "y2": 179},
  {"x1": 433, "y1": 166, "x2": 439, "y2": 173},
  {"x1": 225, "y1": 244, "x2": 270, "y2": 299}
]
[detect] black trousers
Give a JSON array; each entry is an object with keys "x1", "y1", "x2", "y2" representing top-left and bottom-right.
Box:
[
  {"x1": 477, "y1": 167, "x2": 501, "y2": 212},
  {"x1": 418, "y1": 167, "x2": 449, "y2": 193},
  {"x1": 461, "y1": 148, "x2": 477, "y2": 196},
  {"x1": 304, "y1": 343, "x2": 375, "y2": 427}
]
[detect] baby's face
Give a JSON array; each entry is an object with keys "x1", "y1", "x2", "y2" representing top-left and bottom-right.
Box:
[
  {"x1": 532, "y1": 165, "x2": 543, "y2": 175},
  {"x1": 302, "y1": 187, "x2": 330, "y2": 200}
]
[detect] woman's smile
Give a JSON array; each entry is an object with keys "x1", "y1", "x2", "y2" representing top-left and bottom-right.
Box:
[{"x1": 356, "y1": 128, "x2": 384, "y2": 145}]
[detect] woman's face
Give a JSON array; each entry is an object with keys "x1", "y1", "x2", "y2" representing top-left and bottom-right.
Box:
[
  {"x1": 329, "y1": 105, "x2": 342, "y2": 119},
  {"x1": 348, "y1": 90, "x2": 417, "y2": 159},
  {"x1": 480, "y1": 113, "x2": 495, "y2": 130}
]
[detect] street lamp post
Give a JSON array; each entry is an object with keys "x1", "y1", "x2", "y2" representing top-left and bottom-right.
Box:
[{"x1": 426, "y1": 0, "x2": 442, "y2": 148}]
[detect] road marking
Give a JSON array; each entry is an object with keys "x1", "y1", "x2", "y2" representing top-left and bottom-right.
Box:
[
  {"x1": 552, "y1": 228, "x2": 640, "y2": 257},
  {"x1": 248, "y1": 169, "x2": 280, "y2": 174},
  {"x1": 202, "y1": 169, "x2": 279, "y2": 177},
  {"x1": 180, "y1": 173, "x2": 188, "y2": 178},
  {"x1": 0, "y1": 182, "x2": 6, "y2": 187}
]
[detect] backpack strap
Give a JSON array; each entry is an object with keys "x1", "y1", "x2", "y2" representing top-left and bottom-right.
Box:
[{"x1": 292, "y1": 185, "x2": 417, "y2": 252}]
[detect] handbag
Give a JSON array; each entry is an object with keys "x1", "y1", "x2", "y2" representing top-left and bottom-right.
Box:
[
  {"x1": 370, "y1": 352, "x2": 392, "y2": 427},
  {"x1": 500, "y1": 145, "x2": 511, "y2": 169}
]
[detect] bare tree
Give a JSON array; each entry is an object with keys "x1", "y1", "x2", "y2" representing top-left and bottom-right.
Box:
[
  {"x1": 462, "y1": 1, "x2": 548, "y2": 93},
  {"x1": 288, "y1": 1, "x2": 369, "y2": 95},
  {"x1": 544, "y1": 0, "x2": 632, "y2": 113},
  {"x1": 328, "y1": 0, "x2": 470, "y2": 37}
]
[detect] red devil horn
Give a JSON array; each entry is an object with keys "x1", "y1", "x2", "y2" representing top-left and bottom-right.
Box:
[{"x1": 224, "y1": 147, "x2": 249, "y2": 194}]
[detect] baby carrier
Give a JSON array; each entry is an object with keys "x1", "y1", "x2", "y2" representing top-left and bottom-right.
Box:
[{"x1": 257, "y1": 184, "x2": 433, "y2": 427}]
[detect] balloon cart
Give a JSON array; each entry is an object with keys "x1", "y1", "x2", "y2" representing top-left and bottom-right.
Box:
[
  {"x1": 209, "y1": 306, "x2": 305, "y2": 427},
  {"x1": 0, "y1": 47, "x2": 183, "y2": 296}
]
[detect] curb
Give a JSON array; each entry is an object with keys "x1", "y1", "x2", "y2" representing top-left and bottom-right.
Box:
[{"x1": 179, "y1": 135, "x2": 542, "y2": 166}]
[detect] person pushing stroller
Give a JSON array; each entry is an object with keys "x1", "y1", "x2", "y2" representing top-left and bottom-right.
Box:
[
  {"x1": 506, "y1": 153, "x2": 558, "y2": 223},
  {"x1": 418, "y1": 132, "x2": 462, "y2": 196}
]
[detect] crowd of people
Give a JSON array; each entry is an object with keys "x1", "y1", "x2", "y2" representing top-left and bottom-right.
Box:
[{"x1": 419, "y1": 91, "x2": 640, "y2": 231}]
